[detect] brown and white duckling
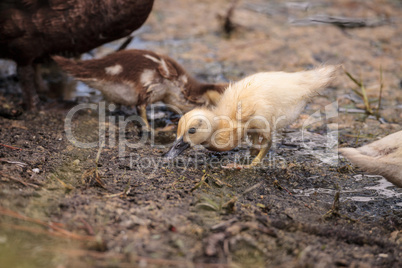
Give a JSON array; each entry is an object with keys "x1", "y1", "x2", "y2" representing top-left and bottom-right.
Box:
[
  {"x1": 339, "y1": 131, "x2": 402, "y2": 188},
  {"x1": 165, "y1": 65, "x2": 339, "y2": 168},
  {"x1": 53, "y1": 49, "x2": 227, "y2": 130}
]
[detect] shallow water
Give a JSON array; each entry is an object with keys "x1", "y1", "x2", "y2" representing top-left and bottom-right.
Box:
[{"x1": 294, "y1": 175, "x2": 402, "y2": 209}]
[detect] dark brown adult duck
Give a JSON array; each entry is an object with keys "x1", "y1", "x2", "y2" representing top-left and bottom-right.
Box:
[
  {"x1": 53, "y1": 49, "x2": 227, "y2": 130},
  {"x1": 0, "y1": 0, "x2": 154, "y2": 110}
]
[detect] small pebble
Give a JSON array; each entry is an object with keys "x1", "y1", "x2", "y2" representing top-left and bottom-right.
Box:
[{"x1": 32, "y1": 168, "x2": 40, "y2": 174}]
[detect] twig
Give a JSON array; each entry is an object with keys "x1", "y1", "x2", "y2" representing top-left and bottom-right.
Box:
[
  {"x1": 344, "y1": 69, "x2": 373, "y2": 114},
  {"x1": 53, "y1": 176, "x2": 74, "y2": 191},
  {"x1": 354, "y1": 130, "x2": 361, "y2": 146},
  {"x1": 95, "y1": 141, "x2": 106, "y2": 188},
  {"x1": 123, "y1": 173, "x2": 132, "y2": 195},
  {"x1": 170, "y1": 176, "x2": 186, "y2": 190},
  {"x1": 222, "y1": 0, "x2": 239, "y2": 36},
  {"x1": 212, "y1": 176, "x2": 233, "y2": 188},
  {"x1": 104, "y1": 186, "x2": 132, "y2": 198},
  {"x1": 0, "y1": 143, "x2": 21, "y2": 150},
  {"x1": 376, "y1": 65, "x2": 384, "y2": 119},
  {"x1": 190, "y1": 173, "x2": 210, "y2": 192},
  {"x1": 323, "y1": 191, "x2": 340, "y2": 220},
  {"x1": 79, "y1": 218, "x2": 95, "y2": 236},
  {"x1": 0, "y1": 158, "x2": 27, "y2": 167},
  {"x1": 292, "y1": 15, "x2": 389, "y2": 28},
  {"x1": 0, "y1": 206, "x2": 97, "y2": 242},
  {"x1": 81, "y1": 168, "x2": 106, "y2": 189},
  {"x1": 0, "y1": 172, "x2": 39, "y2": 188},
  {"x1": 81, "y1": 141, "x2": 107, "y2": 189},
  {"x1": 95, "y1": 140, "x2": 105, "y2": 165},
  {"x1": 322, "y1": 191, "x2": 357, "y2": 222},
  {"x1": 222, "y1": 197, "x2": 237, "y2": 212},
  {"x1": 104, "y1": 191, "x2": 124, "y2": 198},
  {"x1": 341, "y1": 133, "x2": 373, "y2": 139},
  {"x1": 242, "y1": 182, "x2": 263, "y2": 196},
  {"x1": 273, "y1": 180, "x2": 293, "y2": 195},
  {"x1": 338, "y1": 108, "x2": 367, "y2": 114}
]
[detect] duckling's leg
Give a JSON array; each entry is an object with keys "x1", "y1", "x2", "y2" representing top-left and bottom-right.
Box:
[
  {"x1": 34, "y1": 63, "x2": 48, "y2": 93},
  {"x1": 223, "y1": 138, "x2": 272, "y2": 169},
  {"x1": 18, "y1": 64, "x2": 39, "y2": 110},
  {"x1": 249, "y1": 138, "x2": 272, "y2": 167},
  {"x1": 138, "y1": 105, "x2": 151, "y2": 132},
  {"x1": 249, "y1": 133, "x2": 260, "y2": 156}
]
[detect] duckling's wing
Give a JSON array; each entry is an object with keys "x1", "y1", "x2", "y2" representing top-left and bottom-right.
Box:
[
  {"x1": 142, "y1": 54, "x2": 178, "y2": 79},
  {"x1": 157, "y1": 58, "x2": 178, "y2": 79}
]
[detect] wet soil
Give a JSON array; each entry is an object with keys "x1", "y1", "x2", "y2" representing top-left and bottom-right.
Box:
[{"x1": 1, "y1": 0, "x2": 402, "y2": 267}]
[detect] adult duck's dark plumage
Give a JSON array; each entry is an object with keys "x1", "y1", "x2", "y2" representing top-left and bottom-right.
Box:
[{"x1": 0, "y1": 0, "x2": 154, "y2": 109}]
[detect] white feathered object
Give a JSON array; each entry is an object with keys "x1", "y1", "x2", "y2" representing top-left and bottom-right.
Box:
[{"x1": 339, "y1": 131, "x2": 402, "y2": 188}]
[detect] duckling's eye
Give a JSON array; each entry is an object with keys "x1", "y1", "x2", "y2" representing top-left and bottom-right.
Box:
[{"x1": 188, "y1": 128, "x2": 196, "y2": 134}]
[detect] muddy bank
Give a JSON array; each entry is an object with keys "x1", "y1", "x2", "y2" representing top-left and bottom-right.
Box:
[{"x1": 1, "y1": 0, "x2": 402, "y2": 267}]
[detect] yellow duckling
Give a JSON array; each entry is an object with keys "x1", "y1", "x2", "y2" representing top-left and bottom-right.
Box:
[
  {"x1": 165, "y1": 65, "x2": 339, "y2": 168},
  {"x1": 339, "y1": 131, "x2": 402, "y2": 188}
]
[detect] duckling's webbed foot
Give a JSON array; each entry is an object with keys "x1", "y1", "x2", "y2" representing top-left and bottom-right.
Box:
[{"x1": 250, "y1": 138, "x2": 271, "y2": 167}]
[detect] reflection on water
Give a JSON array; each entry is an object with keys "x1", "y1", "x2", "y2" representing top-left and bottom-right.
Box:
[
  {"x1": 344, "y1": 176, "x2": 402, "y2": 202},
  {"x1": 294, "y1": 175, "x2": 402, "y2": 206}
]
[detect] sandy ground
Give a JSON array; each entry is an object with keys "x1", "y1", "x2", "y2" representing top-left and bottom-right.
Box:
[{"x1": 1, "y1": 0, "x2": 402, "y2": 267}]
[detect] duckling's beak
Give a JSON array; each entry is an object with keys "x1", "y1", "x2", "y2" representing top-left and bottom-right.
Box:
[{"x1": 164, "y1": 137, "x2": 190, "y2": 159}]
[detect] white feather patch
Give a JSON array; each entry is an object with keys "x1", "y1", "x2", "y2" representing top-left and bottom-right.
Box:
[
  {"x1": 105, "y1": 64, "x2": 123, "y2": 75},
  {"x1": 179, "y1": 75, "x2": 188, "y2": 84},
  {"x1": 159, "y1": 59, "x2": 170, "y2": 76},
  {"x1": 144, "y1": 54, "x2": 170, "y2": 76},
  {"x1": 140, "y1": 69, "x2": 156, "y2": 87},
  {"x1": 144, "y1": 54, "x2": 160, "y2": 63}
]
